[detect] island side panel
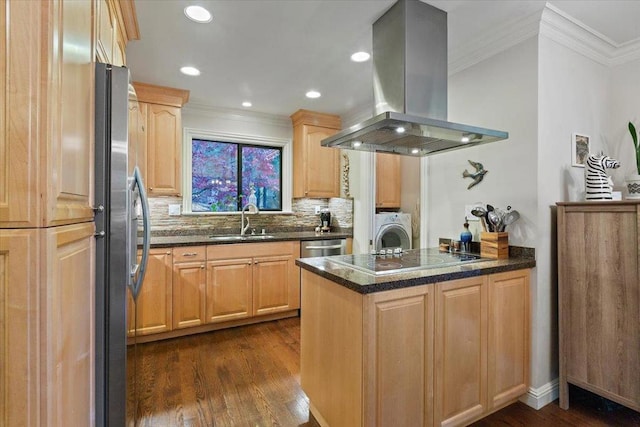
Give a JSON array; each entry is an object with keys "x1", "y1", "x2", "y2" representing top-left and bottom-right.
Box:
[
  {"x1": 363, "y1": 285, "x2": 434, "y2": 427},
  {"x1": 300, "y1": 270, "x2": 363, "y2": 427}
]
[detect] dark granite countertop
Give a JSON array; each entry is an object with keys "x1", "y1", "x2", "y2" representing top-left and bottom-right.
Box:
[
  {"x1": 296, "y1": 248, "x2": 536, "y2": 294},
  {"x1": 141, "y1": 230, "x2": 352, "y2": 248}
]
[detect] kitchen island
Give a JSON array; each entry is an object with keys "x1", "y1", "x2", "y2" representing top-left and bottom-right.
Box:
[{"x1": 296, "y1": 249, "x2": 535, "y2": 427}]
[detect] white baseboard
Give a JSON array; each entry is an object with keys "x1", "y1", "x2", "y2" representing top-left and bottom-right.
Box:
[{"x1": 520, "y1": 378, "x2": 559, "y2": 409}]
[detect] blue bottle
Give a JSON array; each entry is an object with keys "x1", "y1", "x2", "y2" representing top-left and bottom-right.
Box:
[{"x1": 460, "y1": 218, "x2": 472, "y2": 252}]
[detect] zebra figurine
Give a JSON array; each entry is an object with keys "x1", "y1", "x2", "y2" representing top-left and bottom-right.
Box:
[{"x1": 584, "y1": 154, "x2": 620, "y2": 200}]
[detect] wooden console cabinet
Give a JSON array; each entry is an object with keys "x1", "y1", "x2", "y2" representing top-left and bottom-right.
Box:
[{"x1": 557, "y1": 201, "x2": 640, "y2": 412}]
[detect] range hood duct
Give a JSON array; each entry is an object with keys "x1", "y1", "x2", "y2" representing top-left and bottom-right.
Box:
[{"x1": 322, "y1": 0, "x2": 508, "y2": 156}]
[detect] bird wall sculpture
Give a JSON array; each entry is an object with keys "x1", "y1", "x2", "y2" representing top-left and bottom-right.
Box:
[{"x1": 462, "y1": 160, "x2": 487, "y2": 189}]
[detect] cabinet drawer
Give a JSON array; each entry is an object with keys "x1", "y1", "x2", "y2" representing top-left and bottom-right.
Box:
[{"x1": 173, "y1": 246, "x2": 206, "y2": 262}]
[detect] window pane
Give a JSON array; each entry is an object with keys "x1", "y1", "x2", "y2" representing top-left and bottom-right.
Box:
[
  {"x1": 192, "y1": 140, "x2": 238, "y2": 212},
  {"x1": 241, "y1": 146, "x2": 282, "y2": 210}
]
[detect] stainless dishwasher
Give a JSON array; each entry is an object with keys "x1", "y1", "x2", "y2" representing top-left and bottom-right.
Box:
[{"x1": 301, "y1": 239, "x2": 347, "y2": 258}]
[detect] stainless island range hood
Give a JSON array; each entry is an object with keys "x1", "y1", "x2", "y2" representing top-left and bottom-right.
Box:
[{"x1": 322, "y1": 0, "x2": 508, "y2": 156}]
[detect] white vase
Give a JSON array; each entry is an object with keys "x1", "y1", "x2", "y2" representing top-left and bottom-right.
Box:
[{"x1": 625, "y1": 174, "x2": 640, "y2": 199}]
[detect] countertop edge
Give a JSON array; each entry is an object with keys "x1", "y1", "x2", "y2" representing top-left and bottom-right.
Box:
[
  {"x1": 296, "y1": 257, "x2": 536, "y2": 294},
  {"x1": 142, "y1": 231, "x2": 353, "y2": 248}
]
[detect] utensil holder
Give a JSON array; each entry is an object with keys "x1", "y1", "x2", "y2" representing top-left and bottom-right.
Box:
[{"x1": 480, "y1": 232, "x2": 509, "y2": 259}]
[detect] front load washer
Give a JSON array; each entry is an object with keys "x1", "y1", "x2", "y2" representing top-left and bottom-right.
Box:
[{"x1": 374, "y1": 213, "x2": 412, "y2": 251}]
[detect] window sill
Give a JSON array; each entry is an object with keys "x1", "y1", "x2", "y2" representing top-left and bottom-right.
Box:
[{"x1": 180, "y1": 210, "x2": 295, "y2": 216}]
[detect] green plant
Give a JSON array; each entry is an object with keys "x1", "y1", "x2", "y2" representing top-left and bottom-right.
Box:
[{"x1": 629, "y1": 121, "x2": 640, "y2": 175}]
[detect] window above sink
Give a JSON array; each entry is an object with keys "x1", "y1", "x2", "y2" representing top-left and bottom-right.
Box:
[{"x1": 182, "y1": 128, "x2": 293, "y2": 214}]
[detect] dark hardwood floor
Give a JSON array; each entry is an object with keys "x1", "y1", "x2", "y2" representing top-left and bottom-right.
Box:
[{"x1": 129, "y1": 316, "x2": 640, "y2": 426}]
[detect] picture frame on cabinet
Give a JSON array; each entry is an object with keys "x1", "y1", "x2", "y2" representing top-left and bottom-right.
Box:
[{"x1": 572, "y1": 133, "x2": 590, "y2": 167}]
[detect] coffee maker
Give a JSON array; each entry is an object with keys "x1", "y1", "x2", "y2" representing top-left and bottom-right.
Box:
[{"x1": 320, "y1": 208, "x2": 331, "y2": 232}]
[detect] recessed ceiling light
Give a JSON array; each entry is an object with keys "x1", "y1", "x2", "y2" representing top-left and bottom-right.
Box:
[
  {"x1": 184, "y1": 5, "x2": 212, "y2": 23},
  {"x1": 352, "y1": 141, "x2": 362, "y2": 148},
  {"x1": 306, "y1": 90, "x2": 321, "y2": 99},
  {"x1": 351, "y1": 51, "x2": 370, "y2": 62},
  {"x1": 411, "y1": 148, "x2": 420, "y2": 154},
  {"x1": 242, "y1": 101, "x2": 252, "y2": 108},
  {"x1": 461, "y1": 136, "x2": 470, "y2": 143},
  {"x1": 180, "y1": 66, "x2": 200, "y2": 76},
  {"x1": 396, "y1": 127, "x2": 406, "y2": 134}
]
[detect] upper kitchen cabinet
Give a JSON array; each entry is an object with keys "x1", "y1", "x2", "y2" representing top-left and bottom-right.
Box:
[
  {"x1": 133, "y1": 82, "x2": 190, "y2": 196},
  {"x1": 96, "y1": 0, "x2": 140, "y2": 66},
  {"x1": 1, "y1": 0, "x2": 96, "y2": 227},
  {"x1": 290, "y1": 110, "x2": 341, "y2": 198},
  {"x1": 376, "y1": 153, "x2": 401, "y2": 209}
]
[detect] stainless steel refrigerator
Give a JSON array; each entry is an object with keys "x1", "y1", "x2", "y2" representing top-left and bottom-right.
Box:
[{"x1": 94, "y1": 63, "x2": 151, "y2": 427}]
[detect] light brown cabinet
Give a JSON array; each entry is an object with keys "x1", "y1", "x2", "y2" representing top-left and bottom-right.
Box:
[
  {"x1": 301, "y1": 268, "x2": 531, "y2": 427},
  {"x1": 130, "y1": 241, "x2": 301, "y2": 342},
  {"x1": 1, "y1": 0, "x2": 94, "y2": 228},
  {"x1": 133, "y1": 82, "x2": 190, "y2": 196},
  {"x1": 290, "y1": 110, "x2": 342, "y2": 198},
  {"x1": 207, "y1": 241, "x2": 301, "y2": 318},
  {"x1": 376, "y1": 153, "x2": 401, "y2": 208},
  {"x1": 434, "y1": 276, "x2": 487, "y2": 427},
  {"x1": 206, "y1": 257, "x2": 253, "y2": 323},
  {"x1": 128, "y1": 248, "x2": 173, "y2": 336},
  {"x1": 557, "y1": 201, "x2": 640, "y2": 412},
  {"x1": 96, "y1": 0, "x2": 139, "y2": 66},
  {"x1": 172, "y1": 246, "x2": 207, "y2": 329}
]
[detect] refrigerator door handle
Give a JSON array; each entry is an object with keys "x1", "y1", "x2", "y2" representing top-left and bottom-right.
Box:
[{"x1": 131, "y1": 166, "x2": 150, "y2": 300}]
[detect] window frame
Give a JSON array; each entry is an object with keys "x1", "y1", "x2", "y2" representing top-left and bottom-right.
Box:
[{"x1": 182, "y1": 127, "x2": 292, "y2": 214}]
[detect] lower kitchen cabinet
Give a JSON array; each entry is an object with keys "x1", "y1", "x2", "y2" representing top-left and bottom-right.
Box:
[
  {"x1": 206, "y1": 257, "x2": 253, "y2": 323},
  {"x1": 128, "y1": 248, "x2": 173, "y2": 336},
  {"x1": 207, "y1": 241, "x2": 301, "y2": 319},
  {"x1": 434, "y1": 276, "x2": 487, "y2": 427},
  {"x1": 129, "y1": 241, "x2": 301, "y2": 342},
  {"x1": 172, "y1": 246, "x2": 207, "y2": 329},
  {"x1": 300, "y1": 268, "x2": 531, "y2": 427}
]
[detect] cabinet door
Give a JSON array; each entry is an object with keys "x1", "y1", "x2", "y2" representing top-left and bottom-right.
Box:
[
  {"x1": 42, "y1": 222, "x2": 95, "y2": 426},
  {"x1": 96, "y1": 0, "x2": 114, "y2": 63},
  {"x1": 0, "y1": 229, "x2": 40, "y2": 426},
  {"x1": 173, "y1": 260, "x2": 206, "y2": 329},
  {"x1": 1, "y1": 0, "x2": 93, "y2": 227},
  {"x1": 434, "y1": 276, "x2": 487, "y2": 427},
  {"x1": 487, "y1": 270, "x2": 530, "y2": 409},
  {"x1": 146, "y1": 104, "x2": 182, "y2": 196},
  {"x1": 303, "y1": 125, "x2": 340, "y2": 198},
  {"x1": 376, "y1": 153, "x2": 401, "y2": 208},
  {"x1": 128, "y1": 248, "x2": 173, "y2": 336},
  {"x1": 363, "y1": 286, "x2": 434, "y2": 427},
  {"x1": 253, "y1": 254, "x2": 298, "y2": 315},
  {"x1": 128, "y1": 101, "x2": 147, "y2": 183},
  {"x1": 206, "y1": 258, "x2": 253, "y2": 323}
]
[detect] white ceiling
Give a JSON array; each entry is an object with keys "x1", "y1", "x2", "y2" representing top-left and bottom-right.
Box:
[{"x1": 126, "y1": 0, "x2": 640, "y2": 118}]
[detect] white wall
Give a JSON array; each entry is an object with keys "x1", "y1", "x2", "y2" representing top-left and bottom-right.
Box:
[
  {"x1": 536, "y1": 21, "x2": 611, "y2": 397},
  {"x1": 428, "y1": 37, "x2": 539, "y2": 248},
  {"x1": 182, "y1": 104, "x2": 292, "y2": 141},
  {"x1": 608, "y1": 58, "x2": 640, "y2": 188}
]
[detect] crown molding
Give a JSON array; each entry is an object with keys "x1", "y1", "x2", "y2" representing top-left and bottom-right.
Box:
[
  {"x1": 183, "y1": 103, "x2": 292, "y2": 129},
  {"x1": 449, "y1": 9, "x2": 543, "y2": 75},
  {"x1": 450, "y1": 2, "x2": 640, "y2": 75}
]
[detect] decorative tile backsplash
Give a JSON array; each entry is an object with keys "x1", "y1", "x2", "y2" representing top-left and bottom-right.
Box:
[{"x1": 147, "y1": 196, "x2": 353, "y2": 235}]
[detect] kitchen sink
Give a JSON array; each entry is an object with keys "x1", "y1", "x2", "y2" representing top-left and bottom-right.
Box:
[{"x1": 209, "y1": 234, "x2": 276, "y2": 241}]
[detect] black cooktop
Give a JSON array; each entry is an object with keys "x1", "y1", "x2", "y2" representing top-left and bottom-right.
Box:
[{"x1": 327, "y1": 248, "x2": 483, "y2": 276}]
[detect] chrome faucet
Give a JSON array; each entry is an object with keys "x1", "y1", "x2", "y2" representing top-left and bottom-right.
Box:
[{"x1": 240, "y1": 203, "x2": 259, "y2": 235}]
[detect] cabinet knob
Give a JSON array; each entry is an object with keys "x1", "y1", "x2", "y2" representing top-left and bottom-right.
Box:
[
  {"x1": 254, "y1": 261, "x2": 258, "y2": 264},
  {"x1": 200, "y1": 265, "x2": 205, "y2": 269},
  {"x1": 166, "y1": 251, "x2": 171, "y2": 255}
]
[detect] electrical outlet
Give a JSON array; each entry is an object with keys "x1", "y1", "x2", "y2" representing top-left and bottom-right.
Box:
[
  {"x1": 315, "y1": 206, "x2": 321, "y2": 214},
  {"x1": 168, "y1": 204, "x2": 181, "y2": 216},
  {"x1": 465, "y1": 203, "x2": 483, "y2": 221}
]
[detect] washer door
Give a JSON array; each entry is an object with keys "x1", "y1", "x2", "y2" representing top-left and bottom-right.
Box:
[{"x1": 375, "y1": 224, "x2": 411, "y2": 251}]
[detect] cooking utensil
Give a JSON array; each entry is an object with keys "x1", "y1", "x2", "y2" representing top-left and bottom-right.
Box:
[
  {"x1": 502, "y1": 210, "x2": 520, "y2": 230},
  {"x1": 470, "y1": 207, "x2": 488, "y2": 232},
  {"x1": 488, "y1": 211, "x2": 501, "y2": 232}
]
